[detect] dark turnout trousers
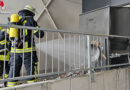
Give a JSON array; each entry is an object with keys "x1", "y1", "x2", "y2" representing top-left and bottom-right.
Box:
[
  {"x1": 0, "y1": 61, "x2": 9, "y2": 78},
  {"x1": 8, "y1": 51, "x2": 38, "y2": 81}
]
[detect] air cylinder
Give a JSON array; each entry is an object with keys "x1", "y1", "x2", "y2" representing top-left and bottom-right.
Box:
[
  {"x1": 9, "y1": 14, "x2": 19, "y2": 40},
  {"x1": 0, "y1": 27, "x2": 2, "y2": 30}
]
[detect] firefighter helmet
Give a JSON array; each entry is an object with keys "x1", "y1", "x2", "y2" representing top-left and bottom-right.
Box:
[{"x1": 23, "y1": 5, "x2": 35, "y2": 14}]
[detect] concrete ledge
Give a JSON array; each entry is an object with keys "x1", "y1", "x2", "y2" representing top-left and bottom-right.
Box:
[{"x1": 1, "y1": 67, "x2": 130, "y2": 90}]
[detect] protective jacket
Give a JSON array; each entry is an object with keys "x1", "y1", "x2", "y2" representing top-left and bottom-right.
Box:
[
  {"x1": 0, "y1": 29, "x2": 10, "y2": 61},
  {"x1": 0, "y1": 28, "x2": 10, "y2": 80},
  {"x1": 10, "y1": 10, "x2": 44, "y2": 53}
]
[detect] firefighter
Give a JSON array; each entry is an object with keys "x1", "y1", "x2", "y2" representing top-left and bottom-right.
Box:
[
  {"x1": 7, "y1": 5, "x2": 44, "y2": 87},
  {"x1": 0, "y1": 27, "x2": 10, "y2": 87}
]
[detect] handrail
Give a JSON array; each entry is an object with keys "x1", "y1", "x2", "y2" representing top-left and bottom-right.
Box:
[{"x1": 0, "y1": 24, "x2": 130, "y2": 39}]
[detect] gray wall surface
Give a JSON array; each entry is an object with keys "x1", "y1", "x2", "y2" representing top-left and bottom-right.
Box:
[
  {"x1": 2, "y1": 67, "x2": 130, "y2": 90},
  {"x1": 0, "y1": 0, "x2": 82, "y2": 32},
  {"x1": 79, "y1": 7, "x2": 110, "y2": 35}
]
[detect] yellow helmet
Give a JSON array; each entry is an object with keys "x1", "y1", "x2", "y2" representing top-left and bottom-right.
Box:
[{"x1": 24, "y1": 5, "x2": 35, "y2": 14}]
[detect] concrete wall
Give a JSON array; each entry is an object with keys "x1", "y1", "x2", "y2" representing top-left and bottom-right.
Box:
[
  {"x1": 2, "y1": 67, "x2": 130, "y2": 90},
  {"x1": 0, "y1": 0, "x2": 82, "y2": 31}
]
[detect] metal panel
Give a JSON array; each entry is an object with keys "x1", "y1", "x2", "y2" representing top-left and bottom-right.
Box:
[
  {"x1": 79, "y1": 7, "x2": 110, "y2": 35},
  {"x1": 82, "y1": 0, "x2": 110, "y2": 13},
  {"x1": 82, "y1": 0, "x2": 130, "y2": 13},
  {"x1": 110, "y1": 0, "x2": 130, "y2": 6},
  {"x1": 110, "y1": 7, "x2": 130, "y2": 36},
  {"x1": 80, "y1": 7, "x2": 130, "y2": 35}
]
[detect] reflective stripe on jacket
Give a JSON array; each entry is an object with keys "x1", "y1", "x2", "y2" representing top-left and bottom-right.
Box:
[
  {"x1": 0, "y1": 52, "x2": 10, "y2": 61},
  {"x1": 11, "y1": 47, "x2": 36, "y2": 53}
]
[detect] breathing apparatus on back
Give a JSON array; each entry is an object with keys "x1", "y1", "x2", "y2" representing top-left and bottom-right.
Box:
[{"x1": 9, "y1": 14, "x2": 19, "y2": 41}]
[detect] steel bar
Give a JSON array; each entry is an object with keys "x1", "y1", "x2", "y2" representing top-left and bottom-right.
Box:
[
  {"x1": 79, "y1": 35, "x2": 81, "y2": 69},
  {"x1": 3, "y1": 28, "x2": 7, "y2": 79},
  {"x1": 38, "y1": 30, "x2": 41, "y2": 75},
  {"x1": 83, "y1": 36, "x2": 86, "y2": 69},
  {"x1": 13, "y1": 28, "x2": 16, "y2": 78},
  {"x1": 52, "y1": 32, "x2": 54, "y2": 73},
  {"x1": 74, "y1": 35, "x2": 76, "y2": 69},
  {"x1": 22, "y1": 28, "x2": 25, "y2": 77},
  {"x1": 30, "y1": 30, "x2": 34, "y2": 75},
  {"x1": 96, "y1": 36, "x2": 99, "y2": 67},
  {"x1": 87, "y1": 35, "x2": 91, "y2": 74},
  {"x1": 0, "y1": 68, "x2": 87, "y2": 83},
  {"x1": 45, "y1": 32, "x2": 48, "y2": 74},
  {"x1": 64, "y1": 34, "x2": 66, "y2": 72},
  {"x1": 0, "y1": 24, "x2": 130, "y2": 39},
  {"x1": 69, "y1": 34, "x2": 71, "y2": 70},
  {"x1": 58, "y1": 34, "x2": 60, "y2": 73},
  {"x1": 100, "y1": 37, "x2": 103, "y2": 67}
]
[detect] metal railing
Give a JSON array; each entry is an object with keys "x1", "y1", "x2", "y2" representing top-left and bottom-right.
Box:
[{"x1": 0, "y1": 24, "x2": 130, "y2": 84}]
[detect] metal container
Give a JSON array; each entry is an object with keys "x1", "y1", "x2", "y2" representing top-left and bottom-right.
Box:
[
  {"x1": 80, "y1": 7, "x2": 130, "y2": 36},
  {"x1": 79, "y1": 7, "x2": 130, "y2": 64}
]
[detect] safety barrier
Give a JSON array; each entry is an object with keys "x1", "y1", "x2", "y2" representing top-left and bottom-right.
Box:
[{"x1": 0, "y1": 24, "x2": 130, "y2": 85}]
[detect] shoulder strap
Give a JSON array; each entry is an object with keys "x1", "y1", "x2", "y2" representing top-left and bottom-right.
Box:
[{"x1": 18, "y1": 16, "x2": 26, "y2": 25}]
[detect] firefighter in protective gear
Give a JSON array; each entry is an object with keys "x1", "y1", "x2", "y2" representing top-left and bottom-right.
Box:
[
  {"x1": 0, "y1": 27, "x2": 10, "y2": 80},
  {"x1": 7, "y1": 5, "x2": 44, "y2": 87}
]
